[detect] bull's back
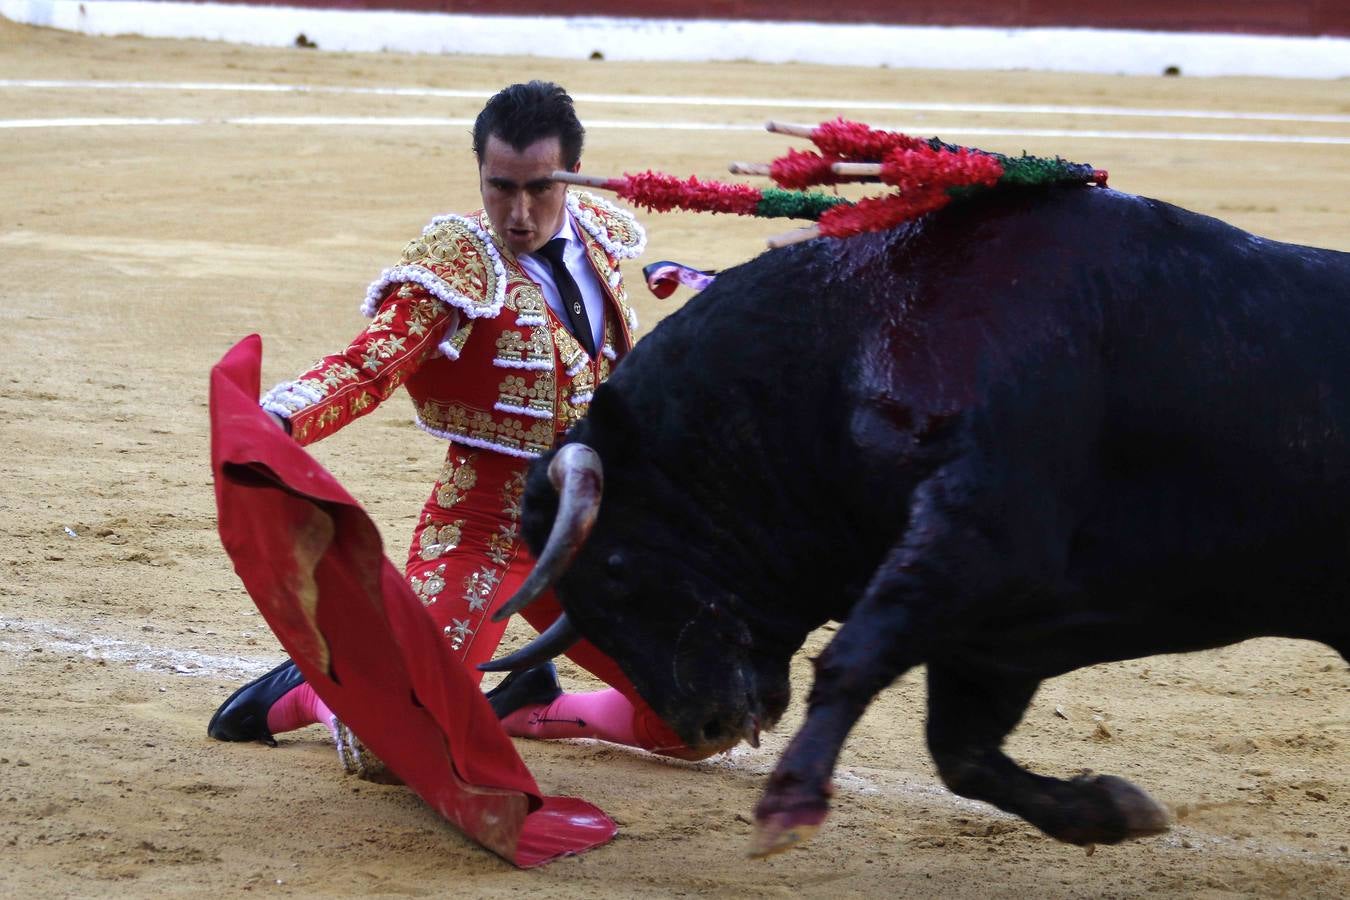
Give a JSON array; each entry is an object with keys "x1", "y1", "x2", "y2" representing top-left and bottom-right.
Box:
[
  {"x1": 847, "y1": 187, "x2": 1350, "y2": 649},
  {"x1": 855, "y1": 187, "x2": 1350, "y2": 483}
]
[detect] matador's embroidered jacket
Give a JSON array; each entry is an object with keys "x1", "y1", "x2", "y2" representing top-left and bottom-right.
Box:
[{"x1": 260, "y1": 191, "x2": 646, "y2": 456}]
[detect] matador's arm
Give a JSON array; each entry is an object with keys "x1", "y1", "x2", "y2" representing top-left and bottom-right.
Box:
[{"x1": 259, "y1": 284, "x2": 459, "y2": 446}]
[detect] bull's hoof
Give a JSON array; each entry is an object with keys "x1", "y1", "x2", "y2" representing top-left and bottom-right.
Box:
[
  {"x1": 1058, "y1": 773, "x2": 1170, "y2": 844},
  {"x1": 1094, "y1": 775, "x2": 1170, "y2": 839},
  {"x1": 748, "y1": 808, "x2": 826, "y2": 858}
]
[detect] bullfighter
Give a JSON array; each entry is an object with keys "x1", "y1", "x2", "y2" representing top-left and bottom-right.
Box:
[{"x1": 207, "y1": 80, "x2": 700, "y2": 763}]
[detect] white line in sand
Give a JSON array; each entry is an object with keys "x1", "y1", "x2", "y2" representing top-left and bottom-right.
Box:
[
  {"x1": 2, "y1": 115, "x2": 1349, "y2": 145},
  {"x1": 0, "y1": 616, "x2": 277, "y2": 680},
  {"x1": 3, "y1": 78, "x2": 1348, "y2": 125}
]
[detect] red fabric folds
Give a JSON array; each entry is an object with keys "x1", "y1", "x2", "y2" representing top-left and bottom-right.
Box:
[{"x1": 209, "y1": 334, "x2": 615, "y2": 868}]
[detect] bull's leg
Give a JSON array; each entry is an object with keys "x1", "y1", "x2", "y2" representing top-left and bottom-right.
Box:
[
  {"x1": 750, "y1": 564, "x2": 921, "y2": 857},
  {"x1": 926, "y1": 665, "x2": 1169, "y2": 845}
]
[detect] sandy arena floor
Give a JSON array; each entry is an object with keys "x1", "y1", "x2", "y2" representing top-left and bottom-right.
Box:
[{"x1": 0, "y1": 17, "x2": 1347, "y2": 897}]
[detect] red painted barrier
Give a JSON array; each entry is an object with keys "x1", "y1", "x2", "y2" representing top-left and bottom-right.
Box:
[{"x1": 199, "y1": 1, "x2": 1349, "y2": 38}]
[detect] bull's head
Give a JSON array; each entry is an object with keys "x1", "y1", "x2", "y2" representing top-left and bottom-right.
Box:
[{"x1": 480, "y1": 389, "x2": 796, "y2": 755}]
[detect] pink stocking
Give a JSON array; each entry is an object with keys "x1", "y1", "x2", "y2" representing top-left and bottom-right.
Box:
[
  {"x1": 266, "y1": 683, "x2": 339, "y2": 740},
  {"x1": 502, "y1": 688, "x2": 639, "y2": 746}
]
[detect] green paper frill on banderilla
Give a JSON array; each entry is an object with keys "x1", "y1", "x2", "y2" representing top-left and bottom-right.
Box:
[{"x1": 754, "y1": 187, "x2": 851, "y2": 219}]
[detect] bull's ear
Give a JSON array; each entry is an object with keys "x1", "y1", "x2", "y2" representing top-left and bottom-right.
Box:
[{"x1": 586, "y1": 383, "x2": 639, "y2": 461}]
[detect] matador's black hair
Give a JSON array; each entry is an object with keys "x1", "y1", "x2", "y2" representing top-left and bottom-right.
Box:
[{"x1": 473, "y1": 80, "x2": 585, "y2": 169}]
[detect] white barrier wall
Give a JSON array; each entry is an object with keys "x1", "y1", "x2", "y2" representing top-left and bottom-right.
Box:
[{"x1": 3, "y1": 0, "x2": 1349, "y2": 78}]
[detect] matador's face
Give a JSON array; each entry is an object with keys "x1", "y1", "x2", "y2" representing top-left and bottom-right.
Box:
[{"x1": 479, "y1": 134, "x2": 578, "y2": 256}]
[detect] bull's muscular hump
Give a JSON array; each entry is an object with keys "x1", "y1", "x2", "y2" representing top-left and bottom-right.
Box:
[{"x1": 516, "y1": 185, "x2": 1350, "y2": 853}]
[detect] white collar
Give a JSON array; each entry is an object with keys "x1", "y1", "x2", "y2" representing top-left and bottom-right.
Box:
[{"x1": 535, "y1": 210, "x2": 580, "y2": 255}]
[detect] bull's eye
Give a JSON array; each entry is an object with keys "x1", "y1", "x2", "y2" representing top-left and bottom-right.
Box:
[{"x1": 605, "y1": 552, "x2": 626, "y2": 576}]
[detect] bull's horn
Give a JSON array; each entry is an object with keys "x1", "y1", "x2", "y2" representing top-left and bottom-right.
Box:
[
  {"x1": 489, "y1": 443, "x2": 604, "y2": 623},
  {"x1": 477, "y1": 613, "x2": 581, "y2": 673}
]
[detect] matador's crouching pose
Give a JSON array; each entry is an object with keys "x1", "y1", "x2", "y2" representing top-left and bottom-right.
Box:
[{"x1": 208, "y1": 81, "x2": 700, "y2": 762}]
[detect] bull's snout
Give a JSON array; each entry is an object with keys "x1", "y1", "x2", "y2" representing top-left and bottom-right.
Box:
[
  {"x1": 662, "y1": 664, "x2": 779, "y2": 754},
  {"x1": 672, "y1": 704, "x2": 759, "y2": 756}
]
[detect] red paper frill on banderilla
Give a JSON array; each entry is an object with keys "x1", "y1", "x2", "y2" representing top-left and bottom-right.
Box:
[{"x1": 208, "y1": 334, "x2": 615, "y2": 868}]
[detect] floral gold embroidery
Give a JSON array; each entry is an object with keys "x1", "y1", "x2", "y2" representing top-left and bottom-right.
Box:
[
  {"x1": 360, "y1": 348, "x2": 385, "y2": 373},
  {"x1": 367, "y1": 305, "x2": 399, "y2": 333},
  {"x1": 486, "y1": 524, "x2": 517, "y2": 566},
  {"x1": 320, "y1": 362, "x2": 360, "y2": 390},
  {"x1": 445, "y1": 617, "x2": 472, "y2": 651},
  {"x1": 502, "y1": 470, "x2": 527, "y2": 522},
  {"x1": 411, "y1": 564, "x2": 447, "y2": 605},
  {"x1": 435, "y1": 454, "x2": 479, "y2": 509},
  {"x1": 401, "y1": 220, "x2": 499, "y2": 314},
  {"x1": 462, "y1": 566, "x2": 501, "y2": 613},
  {"x1": 369, "y1": 336, "x2": 408, "y2": 358},
  {"x1": 418, "y1": 518, "x2": 465, "y2": 560},
  {"x1": 405, "y1": 297, "x2": 444, "y2": 337}
]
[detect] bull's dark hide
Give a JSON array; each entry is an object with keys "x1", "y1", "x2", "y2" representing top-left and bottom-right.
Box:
[{"x1": 517, "y1": 185, "x2": 1350, "y2": 851}]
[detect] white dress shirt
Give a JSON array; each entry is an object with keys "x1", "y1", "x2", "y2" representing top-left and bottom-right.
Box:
[{"x1": 516, "y1": 211, "x2": 607, "y2": 356}]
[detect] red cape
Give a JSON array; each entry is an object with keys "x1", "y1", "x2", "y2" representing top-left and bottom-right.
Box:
[{"x1": 209, "y1": 335, "x2": 615, "y2": 867}]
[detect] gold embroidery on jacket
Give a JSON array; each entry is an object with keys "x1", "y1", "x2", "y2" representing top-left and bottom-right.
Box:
[
  {"x1": 569, "y1": 363, "x2": 596, "y2": 399},
  {"x1": 293, "y1": 376, "x2": 328, "y2": 401},
  {"x1": 497, "y1": 371, "x2": 556, "y2": 417},
  {"x1": 419, "y1": 401, "x2": 554, "y2": 456},
  {"x1": 367, "y1": 305, "x2": 399, "y2": 333},
  {"x1": 443, "y1": 320, "x2": 474, "y2": 356},
  {"x1": 317, "y1": 406, "x2": 342, "y2": 430},
  {"x1": 550, "y1": 321, "x2": 587, "y2": 372},
  {"x1": 494, "y1": 328, "x2": 552, "y2": 367},
  {"x1": 586, "y1": 244, "x2": 612, "y2": 284},
  {"x1": 512, "y1": 284, "x2": 546, "y2": 320},
  {"x1": 400, "y1": 219, "x2": 500, "y2": 317},
  {"x1": 319, "y1": 362, "x2": 360, "y2": 390},
  {"x1": 576, "y1": 193, "x2": 644, "y2": 252},
  {"x1": 406, "y1": 297, "x2": 445, "y2": 337},
  {"x1": 597, "y1": 318, "x2": 616, "y2": 383}
]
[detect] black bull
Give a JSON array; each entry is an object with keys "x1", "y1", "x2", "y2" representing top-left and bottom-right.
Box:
[{"x1": 487, "y1": 185, "x2": 1350, "y2": 853}]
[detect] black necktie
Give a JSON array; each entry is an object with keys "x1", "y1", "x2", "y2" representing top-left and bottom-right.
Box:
[{"x1": 539, "y1": 238, "x2": 596, "y2": 358}]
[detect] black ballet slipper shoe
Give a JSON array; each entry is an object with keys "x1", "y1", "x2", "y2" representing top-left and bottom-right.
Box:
[
  {"x1": 484, "y1": 661, "x2": 562, "y2": 720},
  {"x1": 207, "y1": 659, "x2": 305, "y2": 746}
]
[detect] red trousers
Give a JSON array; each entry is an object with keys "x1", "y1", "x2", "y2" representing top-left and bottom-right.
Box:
[{"x1": 404, "y1": 447, "x2": 695, "y2": 758}]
